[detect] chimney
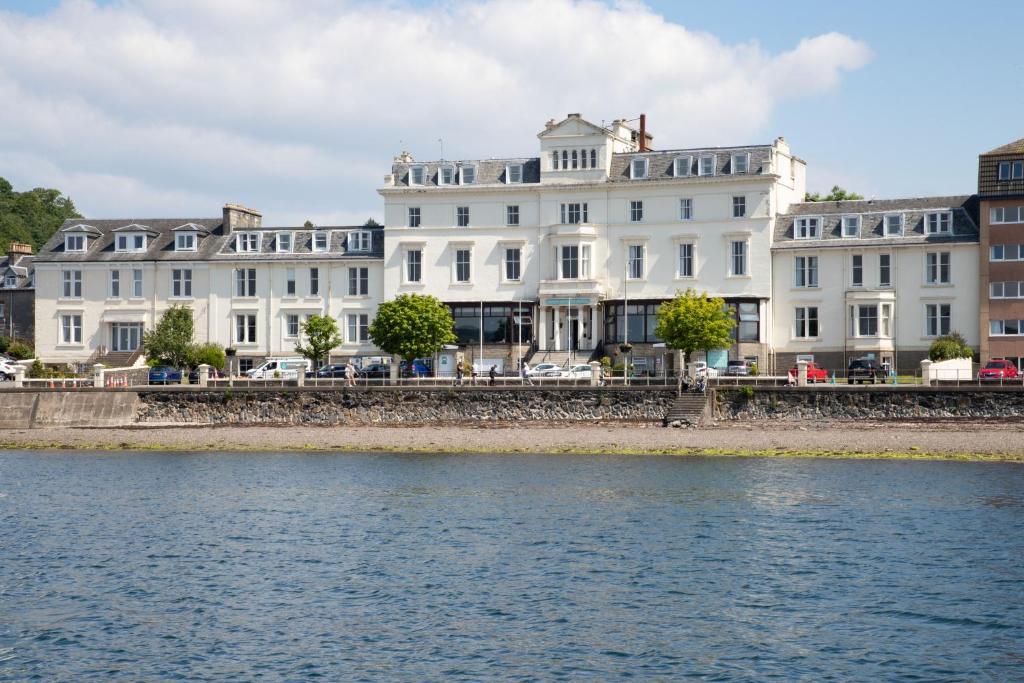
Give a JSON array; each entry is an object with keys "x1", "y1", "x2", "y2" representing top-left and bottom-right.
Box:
[
  {"x1": 222, "y1": 204, "x2": 262, "y2": 235},
  {"x1": 394, "y1": 151, "x2": 414, "y2": 163},
  {"x1": 639, "y1": 114, "x2": 647, "y2": 152},
  {"x1": 7, "y1": 242, "x2": 32, "y2": 264},
  {"x1": 545, "y1": 118, "x2": 557, "y2": 131}
]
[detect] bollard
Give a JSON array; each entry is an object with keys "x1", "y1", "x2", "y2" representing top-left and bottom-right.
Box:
[
  {"x1": 920, "y1": 359, "x2": 933, "y2": 387},
  {"x1": 198, "y1": 364, "x2": 211, "y2": 388},
  {"x1": 796, "y1": 359, "x2": 808, "y2": 387},
  {"x1": 589, "y1": 360, "x2": 601, "y2": 387},
  {"x1": 93, "y1": 364, "x2": 105, "y2": 390},
  {"x1": 13, "y1": 365, "x2": 24, "y2": 389}
]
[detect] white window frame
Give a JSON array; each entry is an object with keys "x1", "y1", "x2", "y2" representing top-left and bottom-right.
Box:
[
  {"x1": 698, "y1": 154, "x2": 716, "y2": 176},
  {"x1": 506, "y1": 205, "x2": 520, "y2": 226},
  {"x1": 235, "y1": 313, "x2": 257, "y2": 344},
  {"x1": 348, "y1": 266, "x2": 369, "y2": 297},
  {"x1": 409, "y1": 165, "x2": 425, "y2": 186},
  {"x1": 407, "y1": 207, "x2": 421, "y2": 228},
  {"x1": 506, "y1": 164, "x2": 523, "y2": 184},
  {"x1": 347, "y1": 231, "x2": 371, "y2": 252},
  {"x1": 731, "y1": 153, "x2": 750, "y2": 174},
  {"x1": 109, "y1": 270, "x2": 120, "y2": 299},
  {"x1": 439, "y1": 165, "x2": 455, "y2": 186},
  {"x1": 459, "y1": 165, "x2": 477, "y2": 185},
  {"x1": 175, "y1": 233, "x2": 197, "y2": 251},
  {"x1": 629, "y1": 200, "x2": 644, "y2": 223},
  {"x1": 679, "y1": 198, "x2": 693, "y2": 221},
  {"x1": 171, "y1": 268, "x2": 193, "y2": 299},
  {"x1": 115, "y1": 233, "x2": 147, "y2": 253},
  {"x1": 131, "y1": 269, "x2": 143, "y2": 298},
  {"x1": 879, "y1": 253, "x2": 892, "y2": 288},
  {"x1": 732, "y1": 196, "x2": 746, "y2": 218},
  {"x1": 404, "y1": 248, "x2": 423, "y2": 284},
  {"x1": 673, "y1": 156, "x2": 692, "y2": 177},
  {"x1": 630, "y1": 158, "x2": 649, "y2": 179},
  {"x1": 346, "y1": 313, "x2": 369, "y2": 344},
  {"x1": 851, "y1": 253, "x2": 864, "y2": 288},
  {"x1": 924, "y1": 303, "x2": 952, "y2": 337},
  {"x1": 794, "y1": 255, "x2": 819, "y2": 288},
  {"x1": 234, "y1": 268, "x2": 257, "y2": 298},
  {"x1": 503, "y1": 246, "x2": 522, "y2": 283},
  {"x1": 677, "y1": 242, "x2": 695, "y2": 279},
  {"x1": 453, "y1": 247, "x2": 472, "y2": 284},
  {"x1": 729, "y1": 239, "x2": 748, "y2": 277},
  {"x1": 61, "y1": 269, "x2": 82, "y2": 298},
  {"x1": 64, "y1": 234, "x2": 86, "y2": 252},
  {"x1": 627, "y1": 243, "x2": 645, "y2": 280},
  {"x1": 990, "y1": 207, "x2": 1024, "y2": 224},
  {"x1": 560, "y1": 202, "x2": 588, "y2": 225},
  {"x1": 795, "y1": 217, "x2": 821, "y2": 239},
  {"x1": 59, "y1": 313, "x2": 83, "y2": 345},
  {"x1": 286, "y1": 314, "x2": 300, "y2": 339},
  {"x1": 884, "y1": 214, "x2": 903, "y2": 236},
  {"x1": 237, "y1": 232, "x2": 261, "y2": 253},
  {"x1": 313, "y1": 231, "x2": 329, "y2": 252},
  {"x1": 285, "y1": 267, "x2": 297, "y2": 297},
  {"x1": 842, "y1": 215, "x2": 861, "y2": 238},
  {"x1": 925, "y1": 251, "x2": 951, "y2": 285},
  {"x1": 794, "y1": 306, "x2": 819, "y2": 339},
  {"x1": 309, "y1": 267, "x2": 320, "y2": 297},
  {"x1": 276, "y1": 232, "x2": 294, "y2": 253},
  {"x1": 925, "y1": 212, "x2": 952, "y2": 235},
  {"x1": 456, "y1": 206, "x2": 470, "y2": 228}
]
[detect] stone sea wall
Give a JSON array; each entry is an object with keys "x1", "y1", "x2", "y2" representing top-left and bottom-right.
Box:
[{"x1": 136, "y1": 387, "x2": 677, "y2": 425}]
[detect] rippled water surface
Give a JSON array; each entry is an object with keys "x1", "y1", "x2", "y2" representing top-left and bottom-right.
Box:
[{"x1": 2, "y1": 451, "x2": 1023, "y2": 681}]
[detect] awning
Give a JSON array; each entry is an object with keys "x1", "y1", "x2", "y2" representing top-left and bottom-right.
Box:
[{"x1": 101, "y1": 311, "x2": 147, "y2": 323}]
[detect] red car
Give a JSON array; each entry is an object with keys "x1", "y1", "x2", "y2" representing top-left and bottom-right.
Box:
[
  {"x1": 788, "y1": 361, "x2": 829, "y2": 383},
  {"x1": 978, "y1": 358, "x2": 1019, "y2": 381}
]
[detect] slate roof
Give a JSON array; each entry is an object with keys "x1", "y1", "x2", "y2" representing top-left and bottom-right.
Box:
[
  {"x1": 0, "y1": 253, "x2": 34, "y2": 289},
  {"x1": 773, "y1": 196, "x2": 979, "y2": 249},
  {"x1": 35, "y1": 219, "x2": 384, "y2": 263},
  {"x1": 607, "y1": 146, "x2": 772, "y2": 183},
  {"x1": 983, "y1": 138, "x2": 1024, "y2": 156},
  {"x1": 391, "y1": 158, "x2": 542, "y2": 187}
]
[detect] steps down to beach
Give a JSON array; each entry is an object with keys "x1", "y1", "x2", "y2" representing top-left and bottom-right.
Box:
[
  {"x1": 535, "y1": 350, "x2": 582, "y2": 368},
  {"x1": 93, "y1": 351, "x2": 137, "y2": 368},
  {"x1": 663, "y1": 394, "x2": 709, "y2": 427}
]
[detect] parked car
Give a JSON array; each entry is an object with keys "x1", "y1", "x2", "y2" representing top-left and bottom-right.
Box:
[
  {"x1": 561, "y1": 364, "x2": 592, "y2": 379},
  {"x1": 149, "y1": 365, "x2": 183, "y2": 385},
  {"x1": 725, "y1": 359, "x2": 753, "y2": 376},
  {"x1": 0, "y1": 358, "x2": 21, "y2": 381},
  {"x1": 358, "y1": 363, "x2": 392, "y2": 379},
  {"x1": 788, "y1": 361, "x2": 829, "y2": 383},
  {"x1": 978, "y1": 358, "x2": 1019, "y2": 381},
  {"x1": 847, "y1": 357, "x2": 885, "y2": 384},
  {"x1": 187, "y1": 367, "x2": 224, "y2": 384},
  {"x1": 527, "y1": 362, "x2": 563, "y2": 377},
  {"x1": 690, "y1": 361, "x2": 720, "y2": 378},
  {"x1": 400, "y1": 358, "x2": 432, "y2": 377},
  {"x1": 307, "y1": 363, "x2": 349, "y2": 379}
]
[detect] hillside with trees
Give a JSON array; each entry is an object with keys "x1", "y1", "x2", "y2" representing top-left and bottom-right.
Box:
[{"x1": 0, "y1": 177, "x2": 82, "y2": 253}]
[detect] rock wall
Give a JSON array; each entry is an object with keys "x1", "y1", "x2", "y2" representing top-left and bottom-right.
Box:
[{"x1": 136, "y1": 388, "x2": 676, "y2": 425}]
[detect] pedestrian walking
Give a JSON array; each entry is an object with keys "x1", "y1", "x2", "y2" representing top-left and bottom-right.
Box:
[
  {"x1": 521, "y1": 360, "x2": 533, "y2": 386},
  {"x1": 455, "y1": 362, "x2": 464, "y2": 387},
  {"x1": 489, "y1": 365, "x2": 497, "y2": 386},
  {"x1": 345, "y1": 362, "x2": 356, "y2": 387}
]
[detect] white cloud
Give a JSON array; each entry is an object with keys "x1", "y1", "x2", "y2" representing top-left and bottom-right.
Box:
[{"x1": 0, "y1": 0, "x2": 871, "y2": 223}]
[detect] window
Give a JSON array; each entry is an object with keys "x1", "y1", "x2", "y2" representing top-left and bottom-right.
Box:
[
  {"x1": 455, "y1": 249, "x2": 471, "y2": 283},
  {"x1": 998, "y1": 161, "x2": 1024, "y2": 180},
  {"x1": 735, "y1": 302, "x2": 760, "y2": 342},
  {"x1": 561, "y1": 150, "x2": 568, "y2": 169},
  {"x1": 991, "y1": 281, "x2": 1024, "y2": 299},
  {"x1": 628, "y1": 244, "x2": 645, "y2": 279},
  {"x1": 572, "y1": 150, "x2": 579, "y2": 169},
  {"x1": 560, "y1": 202, "x2": 588, "y2": 224},
  {"x1": 348, "y1": 267, "x2": 368, "y2": 296},
  {"x1": 630, "y1": 200, "x2": 644, "y2": 222},
  {"x1": 590, "y1": 149, "x2": 597, "y2": 168},
  {"x1": 630, "y1": 158, "x2": 648, "y2": 179},
  {"x1": 347, "y1": 313, "x2": 369, "y2": 343},
  {"x1": 235, "y1": 268, "x2": 256, "y2": 297},
  {"x1": 551, "y1": 151, "x2": 559, "y2": 170},
  {"x1": 677, "y1": 243, "x2": 694, "y2": 278},
  {"x1": 856, "y1": 305, "x2": 878, "y2": 336},
  {"x1": 172, "y1": 269, "x2": 192, "y2": 298},
  {"x1": 409, "y1": 166, "x2": 425, "y2": 185},
  {"x1": 674, "y1": 156, "x2": 691, "y2": 177},
  {"x1": 504, "y1": 247, "x2": 521, "y2": 281},
  {"x1": 107, "y1": 270, "x2": 120, "y2": 298},
  {"x1": 842, "y1": 215, "x2": 860, "y2": 237},
  {"x1": 991, "y1": 320, "x2": 1024, "y2": 336},
  {"x1": 698, "y1": 154, "x2": 715, "y2": 176},
  {"x1": 2, "y1": 274, "x2": 14, "y2": 289},
  {"x1": 731, "y1": 153, "x2": 749, "y2": 174},
  {"x1": 115, "y1": 234, "x2": 146, "y2": 252},
  {"x1": 347, "y1": 231, "x2": 371, "y2": 252},
  {"x1": 925, "y1": 303, "x2": 951, "y2": 337},
  {"x1": 456, "y1": 206, "x2": 470, "y2": 227},
  {"x1": 679, "y1": 198, "x2": 693, "y2": 220},
  {"x1": 885, "y1": 214, "x2": 903, "y2": 236},
  {"x1": 926, "y1": 212, "x2": 951, "y2": 235},
  {"x1": 175, "y1": 233, "x2": 196, "y2": 251},
  {"x1": 60, "y1": 314, "x2": 82, "y2": 344},
  {"x1": 406, "y1": 249, "x2": 422, "y2": 283},
  {"x1": 460, "y1": 166, "x2": 476, "y2": 185},
  {"x1": 794, "y1": 256, "x2": 818, "y2": 287},
  {"x1": 881, "y1": 303, "x2": 893, "y2": 337},
  {"x1": 991, "y1": 244, "x2": 1022, "y2": 261},
  {"x1": 851, "y1": 254, "x2": 863, "y2": 287},
  {"x1": 61, "y1": 270, "x2": 82, "y2": 298},
  {"x1": 277, "y1": 233, "x2": 293, "y2": 252},
  {"x1": 407, "y1": 207, "x2": 421, "y2": 228},
  {"x1": 65, "y1": 234, "x2": 86, "y2": 252},
  {"x1": 506, "y1": 205, "x2": 520, "y2": 226},
  {"x1": 286, "y1": 314, "x2": 300, "y2": 338},
  {"x1": 313, "y1": 231, "x2": 329, "y2": 251},
  {"x1": 794, "y1": 307, "x2": 819, "y2": 338},
  {"x1": 879, "y1": 253, "x2": 892, "y2": 287},
  {"x1": 285, "y1": 268, "x2": 296, "y2": 296},
  {"x1": 795, "y1": 217, "x2": 821, "y2": 239},
  {"x1": 926, "y1": 252, "x2": 951, "y2": 284},
  {"x1": 132, "y1": 269, "x2": 143, "y2": 298},
  {"x1": 991, "y1": 206, "x2": 1024, "y2": 224},
  {"x1": 506, "y1": 164, "x2": 523, "y2": 184},
  {"x1": 732, "y1": 196, "x2": 746, "y2": 218},
  {"x1": 559, "y1": 244, "x2": 591, "y2": 279},
  {"x1": 237, "y1": 232, "x2": 260, "y2": 252},
  {"x1": 236, "y1": 314, "x2": 257, "y2": 344},
  {"x1": 439, "y1": 166, "x2": 455, "y2": 185},
  {"x1": 730, "y1": 241, "x2": 747, "y2": 276},
  {"x1": 309, "y1": 268, "x2": 320, "y2": 296}
]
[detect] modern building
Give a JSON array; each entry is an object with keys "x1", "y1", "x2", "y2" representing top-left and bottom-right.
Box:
[
  {"x1": 380, "y1": 113, "x2": 806, "y2": 373},
  {"x1": 0, "y1": 242, "x2": 35, "y2": 342},
  {"x1": 771, "y1": 197, "x2": 980, "y2": 374},
  {"x1": 977, "y1": 138, "x2": 1024, "y2": 367},
  {"x1": 33, "y1": 204, "x2": 384, "y2": 370}
]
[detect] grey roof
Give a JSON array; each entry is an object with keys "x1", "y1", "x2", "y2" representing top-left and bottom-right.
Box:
[
  {"x1": 35, "y1": 218, "x2": 384, "y2": 263},
  {"x1": 392, "y1": 158, "x2": 542, "y2": 187},
  {"x1": 773, "y1": 196, "x2": 979, "y2": 249},
  {"x1": 0, "y1": 253, "x2": 34, "y2": 289},
  {"x1": 608, "y1": 145, "x2": 772, "y2": 183}
]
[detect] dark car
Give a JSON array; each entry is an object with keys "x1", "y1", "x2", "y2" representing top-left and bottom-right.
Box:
[
  {"x1": 848, "y1": 357, "x2": 885, "y2": 384},
  {"x1": 149, "y1": 365, "x2": 183, "y2": 385},
  {"x1": 357, "y1": 363, "x2": 391, "y2": 379},
  {"x1": 306, "y1": 363, "x2": 349, "y2": 379},
  {"x1": 399, "y1": 358, "x2": 432, "y2": 377},
  {"x1": 188, "y1": 367, "x2": 224, "y2": 384}
]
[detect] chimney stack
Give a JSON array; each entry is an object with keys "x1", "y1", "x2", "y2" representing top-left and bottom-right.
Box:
[
  {"x1": 7, "y1": 242, "x2": 32, "y2": 264},
  {"x1": 639, "y1": 114, "x2": 647, "y2": 152},
  {"x1": 222, "y1": 204, "x2": 262, "y2": 235}
]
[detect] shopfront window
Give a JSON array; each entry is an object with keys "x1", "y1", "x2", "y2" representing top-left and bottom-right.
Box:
[{"x1": 449, "y1": 304, "x2": 533, "y2": 344}]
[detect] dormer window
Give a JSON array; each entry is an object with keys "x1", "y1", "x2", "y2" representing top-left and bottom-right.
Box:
[
  {"x1": 115, "y1": 234, "x2": 147, "y2": 252},
  {"x1": 698, "y1": 154, "x2": 716, "y2": 176},
  {"x1": 842, "y1": 215, "x2": 861, "y2": 238},
  {"x1": 926, "y1": 212, "x2": 952, "y2": 235},
  {"x1": 459, "y1": 166, "x2": 477, "y2": 185},
  {"x1": 237, "y1": 232, "x2": 260, "y2": 253},
  {"x1": 506, "y1": 164, "x2": 523, "y2": 184},
  {"x1": 630, "y1": 158, "x2": 649, "y2": 179},
  {"x1": 673, "y1": 156, "x2": 692, "y2": 177},
  {"x1": 731, "y1": 153, "x2": 750, "y2": 174},
  {"x1": 348, "y1": 230, "x2": 371, "y2": 252},
  {"x1": 409, "y1": 165, "x2": 425, "y2": 185},
  {"x1": 885, "y1": 214, "x2": 904, "y2": 236},
  {"x1": 65, "y1": 235, "x2": 86, "y2": 252},
  {"x1": 439, "y1": 165, "x2": 455, "y2": 185},
  {"x1": 175, "y1": 233, "x2": 197, "y2": 251},
  {"x1": 998, "y1": 161, "x2": 1024, "y2": 180},
  {"x1": 313, "y1": 231, "x2": 329, "y2": 252},
  {"x1": 277, "y1": 232, "x2": 293, "y2": 253},
  {"x1": 795, "y1": 217, "x2": 821, "y2": 239},
  {"x1": 4, "y1": 274, "x2": 16, "y2": 288}
]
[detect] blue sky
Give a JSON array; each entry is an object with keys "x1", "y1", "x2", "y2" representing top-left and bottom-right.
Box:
[{"x1": 0, "y1": 0, "x2": 1021, "y2": 222}]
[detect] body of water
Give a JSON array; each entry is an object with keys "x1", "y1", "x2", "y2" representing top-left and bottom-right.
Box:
[{"x1": 1, "y1": 451, "x2": 1022, "y2": 680}]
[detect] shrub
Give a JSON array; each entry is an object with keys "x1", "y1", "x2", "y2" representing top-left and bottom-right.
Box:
[
  {"x1": 0, "y1": 336, "x2": 10, "y2": 353},
  {"x1": 28, "y1": 359, "x2": 45, "y2": 378},
  {"x1": 928, "y1": 332, "x2": 972, "y2": 361},
  {"x1": 188, "y1": 343, "x2": 226, "y2": 370},
  {"x1": 600, "y1": 356, "x2": 612, "y2": 368},
  {"x1": 738, "y1": 385, "x2": 755, "y2": 400},
  {"x1": 750, "y1": 362, "x2": 759, "y2": 377},
  {"x1": 6, "y1": 341, "x2": 34, "y2": 360}
]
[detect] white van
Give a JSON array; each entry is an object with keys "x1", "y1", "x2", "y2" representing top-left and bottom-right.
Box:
[{"x1": 245, "y1": 357, "x2": 312, "y2": 380}]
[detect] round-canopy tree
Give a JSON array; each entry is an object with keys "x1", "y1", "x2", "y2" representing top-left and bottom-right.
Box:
[
  {"x1": 142, "y1": 305, "x2": 194, "y2": 368},
  {"x1": 928, "y1": 331, "x2": 973, "y2": 361},
  {"x1": 368, "y1": 294, "x2": 456, "y2": 363},
  {"x1": 295, "y1": 314, "x2": 343, "y2": 368},
  {"x1": 654, "y1": 289, "x2": 736, "y2": 371}
]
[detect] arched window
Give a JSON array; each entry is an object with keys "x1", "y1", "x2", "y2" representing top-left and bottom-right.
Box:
[
  {"x1": 572, "y1": 150, "x2": 578, "y2": 169},
  {"x1": 562, "y1": 150, "x2": 568, "y2": 169},
  {"x1": 590, "y1": 149, "x2": 597, "y2": 168},
  {"x1": 552, "y1": 150, "x2": 559, "y2": 170},
  {"x1": 581, "y1": 150, "x2": 588, "y2": 169}
]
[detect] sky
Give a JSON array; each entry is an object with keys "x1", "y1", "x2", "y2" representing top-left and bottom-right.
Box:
[{"x1": 0, "y1": 0, "x2": 1022, "y2": 226}]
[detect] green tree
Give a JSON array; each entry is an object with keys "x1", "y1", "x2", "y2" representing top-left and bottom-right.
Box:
[
  {"x1": 142, "y1": 305, "x2": 194, "y2": 368},
  {"x1": 654, "y1": 289, "x2": 736, "y2": 370},
  {"x1": 805, "y1": 185, "x2": 865, "y2": 202},
  {"x1": 187, "y1": 342, "x2": 227, "y2": 370},
  {"x1": 928, "y1": 332, "x2": 973, "y2": 361},
  {"x1": 368, "y1": 294, "x2": 456, "y2": 363},
  {"x1": 0, "y1": 177, "x2": 82, "y2": 253},
  {"x1": 295, "y1": 314, "x2": 343, "y2": 367},
  {"x1": 364, "y1": 218, "x2": 381, "y2": 228}
]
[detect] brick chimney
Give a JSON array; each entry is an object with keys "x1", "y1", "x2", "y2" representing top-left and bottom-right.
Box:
[
  {"x1": 222, "y1": 204, "x2": 262, "y2": 234},
  {"x1": 7, "y1": 242, "x2": 32, "y2": 263},
  {"x1": 639, "y1": 114, "x2": 647, "y2": 152}
]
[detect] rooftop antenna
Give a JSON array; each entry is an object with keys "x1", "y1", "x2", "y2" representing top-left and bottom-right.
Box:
[{"x1": 438, "y1": 138, "x2": 444, "y2": 160}]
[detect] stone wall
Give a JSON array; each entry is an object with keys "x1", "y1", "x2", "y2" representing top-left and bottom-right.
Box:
[
  {"x1": 136, "y1": 387, "x2": 676, "y2": 425},
  {"x1": 714, "y1": 386, "x2": 1024, "y2": 421}
]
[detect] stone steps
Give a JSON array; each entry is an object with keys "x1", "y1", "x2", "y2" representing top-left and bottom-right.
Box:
[{"x1": 664, "y1": 394, "x2": 708, "y2": 427}]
